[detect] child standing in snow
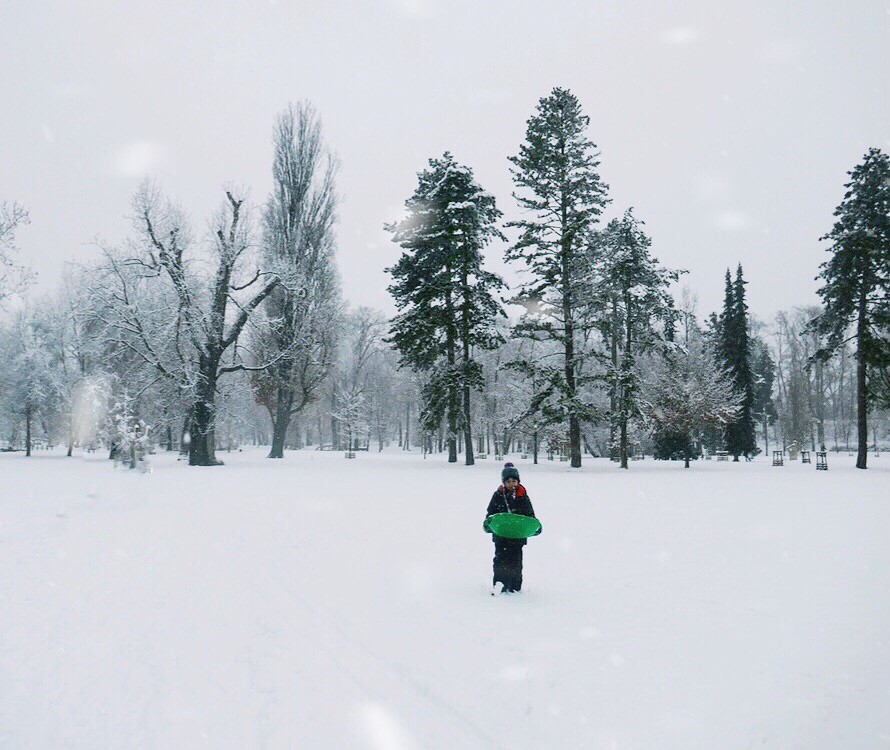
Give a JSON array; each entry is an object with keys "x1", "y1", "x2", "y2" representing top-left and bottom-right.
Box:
[{"x1": 483, "y1": 462, "x2": 540, "y2": 594}]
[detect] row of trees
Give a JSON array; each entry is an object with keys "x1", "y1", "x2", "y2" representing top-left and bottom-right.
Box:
[
  {"x1": 385, "y1": 88, "x2": 750, "y2": 469},
  {"x1": 4, "y1": 280, "x2": 881, "y2": 469},
  {"x1": 0, "y1": 92, "x2": 886, "y2": 468},
  {"x1": 384, "y1": 91, "x2": 888, "y2": 469}
]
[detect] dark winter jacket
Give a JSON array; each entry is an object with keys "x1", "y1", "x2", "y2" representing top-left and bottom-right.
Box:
[{"x1": 484, "y1": 484, "x2": 539, "y2": 546}]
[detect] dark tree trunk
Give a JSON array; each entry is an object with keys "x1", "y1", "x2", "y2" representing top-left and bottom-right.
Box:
[
  {"x1": 619, "y1": 414, "x2": 628, "y2": 469},
  {"x1": 189, "y1": 362, "x2": 222, "y2": 466},
  {"x1": 809, "y1": 347, "x2": 822, "y2": 451},
  {"x1": 569, "y1": 414, "x2": 581, "y2": 468},
  {"x1": 763, "y1": 412, "x2": 769, "y2": 457},
  {"x1": 856, "y1": 291, "x2": 868, "y2": 469},
  {"x1": 268, "y1": 385, "x2": 295, "y2": 459},
  {"x1": 460, "y1": 267, "x2": 474, "y2": 466},
  {"x1": 446, "y1": 407, "x2": 457, "y2": 463},
  {"x1": 564, "y1": 298, "x2": 581, "y2": 468},
  {"x1": 189, "y1": 405, "x2": 219, "y2": 466},
  {"x1": 444, "y1": 278, "x2": 458, "y2": 464},
  {"x1": 610, "y1": 297, "x2": 619, "y2": 461},
  {"x1": 619, "y1": 298, "x2": 632, "y2": 469},
  {"x1": 330, "y1": 390, "x2": 339, "y2": 449},
  {"x1": 463, "y1": 385, "x2": 474, "y2": 466},
  {"x1": 25, "y1": 404, "x2": 32, "y2": 457},
  {"x1": 404, "y1": 403, "x2": 410, "y2": 450},
  {"x1": 560, "y1": 207, "x2": 582, "y2": 468}
]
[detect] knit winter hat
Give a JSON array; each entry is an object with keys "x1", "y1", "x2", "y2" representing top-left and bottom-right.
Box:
[{"x1": 501, "y1": 462, "x2": 520, "y2": 482}]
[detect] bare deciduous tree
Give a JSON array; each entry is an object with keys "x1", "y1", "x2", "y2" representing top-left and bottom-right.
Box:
[{"x1": 93, "y1": 183, "x2": 281, "y2": 466}]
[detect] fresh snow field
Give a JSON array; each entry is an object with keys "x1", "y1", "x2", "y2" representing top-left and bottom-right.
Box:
[{"x1": 1, "y1": 448, "x2": 888, "y2": 749}]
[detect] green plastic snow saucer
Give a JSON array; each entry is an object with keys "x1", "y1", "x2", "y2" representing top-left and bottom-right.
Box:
[{"x1": 485, "y1": 512, "x2": 541, "y2": 539}]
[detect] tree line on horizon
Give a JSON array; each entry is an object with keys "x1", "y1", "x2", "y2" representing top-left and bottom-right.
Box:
[{"x1": 0, "y1": 89, "x2": 887, "y2": 468}]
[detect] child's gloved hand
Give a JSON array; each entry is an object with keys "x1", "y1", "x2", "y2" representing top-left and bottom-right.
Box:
[
  {"x1": 533, "y1": 524, "x2": 542, "y2": 536},
  {"x1": 483, "y1": 518, "x2": 492, "y2": 533}
]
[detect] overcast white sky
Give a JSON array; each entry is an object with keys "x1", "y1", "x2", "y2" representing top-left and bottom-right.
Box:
[{"x1": 2, "y1": 0, "x2": 888, "y2": 323}]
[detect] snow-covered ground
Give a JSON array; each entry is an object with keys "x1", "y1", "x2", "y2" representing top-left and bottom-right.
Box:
[{"x1": 1, "y1": 447, "x2": 888, "y2": 749}]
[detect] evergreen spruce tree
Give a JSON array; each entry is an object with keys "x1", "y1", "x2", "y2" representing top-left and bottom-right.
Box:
[
  {"x1": 714, "y1": 265, "x2": 757, "y2": 459},
  {"x1": 811, "y1": 148, "x2": 890, "y2": 469},
  {"x1": 507, "y1": 87, "x2": 609, "y2": 467},
  {"x1": 728, "y1": 265, "x2": 757, "y2": 458},
  {"x1": 386, "y1": 152, "x2": 505, "y2": 465}
]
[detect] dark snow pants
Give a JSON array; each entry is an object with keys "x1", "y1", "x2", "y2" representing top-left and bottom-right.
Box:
[{"x1": 492, "y1": 538, "x2": 524, "y2": 592}]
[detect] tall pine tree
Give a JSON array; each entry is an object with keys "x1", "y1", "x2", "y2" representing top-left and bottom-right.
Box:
[
  {"x1": 811, "y1": 148, "x2": 890, "y2": 469},
  {"x1": 386, "y1": 152, "x2": 505, "y2": 465},
  {"x1": 596, "y1": 209, "x2": 683, "y2": 468},
  {"x1": 507, "y1": 87, "x2": 609, "y2": 467}
]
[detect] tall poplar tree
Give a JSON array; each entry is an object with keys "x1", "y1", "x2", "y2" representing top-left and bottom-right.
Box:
[
  {"x1": 811, "y1": 148, "x2": 890, "y2": 469},
  {"x1": 254, "y1": 103, "x2": 341, "y2": 459},
  {"x1": 507, "y1": 87, "x2": 609, "y2": 467},
  {"x1": 386, "y1": 152, "x2": 505, "y2": 465}
]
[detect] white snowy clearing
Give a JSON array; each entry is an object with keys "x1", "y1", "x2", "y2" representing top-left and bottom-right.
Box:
[{"x1": 1, "y1": 448, "x2": 888, "y2": 749}]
